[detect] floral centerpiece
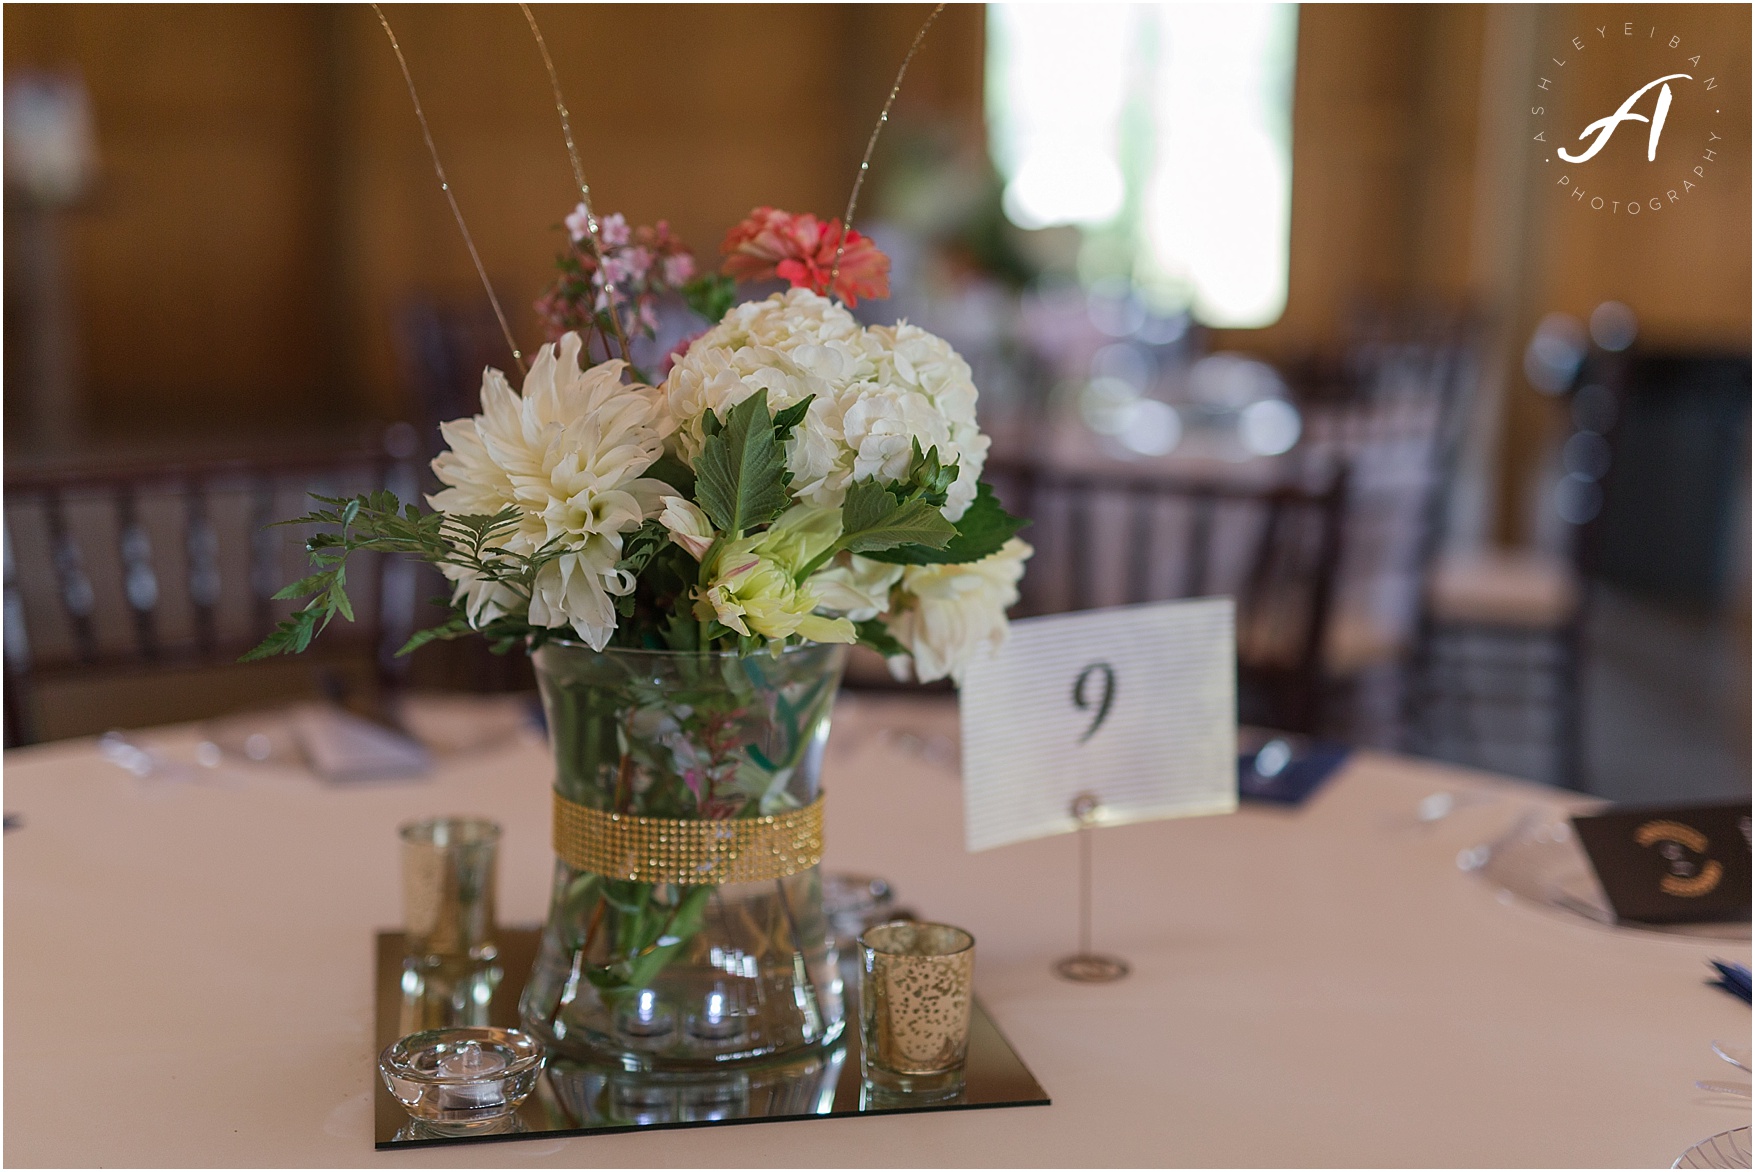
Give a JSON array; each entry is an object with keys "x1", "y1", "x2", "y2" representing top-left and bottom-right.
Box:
[{"x1": 250, "y1": 207, "x2": 1030, "y2": 1069}]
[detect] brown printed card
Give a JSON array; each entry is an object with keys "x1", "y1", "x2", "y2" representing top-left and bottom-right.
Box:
[{"x1": 1572, "y1": 802, "x2": 1751, "y2": 924}]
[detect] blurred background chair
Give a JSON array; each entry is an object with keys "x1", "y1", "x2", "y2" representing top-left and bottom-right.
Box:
[
  {"x1": 4, "y1": 442, "x2": 421, "y2": 746},
  {"x1": 395, "y1": 298, "x2": 513, "y2": 468},
  {"x1": 984, "y1": 457, "x2": 1349, "y2": 736},
  {"x1": 1408, "y1": 549, "x2": 1583, "y2": 789},
  {"x1": 1288, "y1": 301, "x2": 1487, "y2": 749},
  {"x1": 393, "y1": 299, "x2": 545, "y2": 695},
  {"x1": 1406, "y1": 324, "x2": 1752, "y2": 794}
]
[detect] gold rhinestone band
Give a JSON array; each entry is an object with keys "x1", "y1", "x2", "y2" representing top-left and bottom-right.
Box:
[{"x1": 552, "y1": 791, "x2": 825, "y2": 886}]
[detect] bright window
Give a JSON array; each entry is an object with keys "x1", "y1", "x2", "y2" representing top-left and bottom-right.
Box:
[{"x1": 986, "y1": 3, "x2": 1298, "y2": 328}]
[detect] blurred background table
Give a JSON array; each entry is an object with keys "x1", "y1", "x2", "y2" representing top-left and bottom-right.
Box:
[{"x1": 5, "y1": 692, "x2": 1746, "y2": 1167}]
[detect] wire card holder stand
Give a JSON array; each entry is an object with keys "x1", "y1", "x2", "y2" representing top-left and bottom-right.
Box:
[{"x1": 1053, "y1": 793, "x2": 1131, "y2": 983}]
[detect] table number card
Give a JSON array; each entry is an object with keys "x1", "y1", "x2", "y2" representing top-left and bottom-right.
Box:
[{"x1": 959, "y1": 598, "x2": 1237, "y2": 852}]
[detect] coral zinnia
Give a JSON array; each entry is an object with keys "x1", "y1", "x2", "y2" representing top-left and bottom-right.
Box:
[{"x1": 719, "y1": 207, "x2": 890, "y2": 307}]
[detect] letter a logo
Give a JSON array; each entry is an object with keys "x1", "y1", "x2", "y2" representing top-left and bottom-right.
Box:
[{"x1": 1559, "y1": 74, "x2": 1691, "y2": 163}]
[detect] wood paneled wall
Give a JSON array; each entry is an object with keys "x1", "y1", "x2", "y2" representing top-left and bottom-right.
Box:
[
  {"x1": 4, "y1": 3, "x2": 982, "y2": 439},
  {"x1": 5, "y1": 5, "x2": 338, "y2": 435},
  {"x1": 1209, "y1": 4, "x2": 1749, "y2": 542},
  {"x1": 6, "y1": 3, "x2": 1747, "y2": 548}
]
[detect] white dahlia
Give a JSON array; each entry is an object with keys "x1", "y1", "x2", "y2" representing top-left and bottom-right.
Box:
[
  {"x1": 809, "y1": 553, "x2": 905, "y2": 623},
  {"x1": 885, "y1": 538, "x2": 1033, "y2": 684},
  {"x1": 428, "y1": 333, "x2": 673, "y2": 650},
  {"x1": 662, "y1": 288, "x2": 987, "y2": 522}
]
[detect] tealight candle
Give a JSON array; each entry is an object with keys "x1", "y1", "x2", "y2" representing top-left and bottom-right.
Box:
[
  {"x1": 434, "y1": 1040, "x2": 509, "y2": 1109},
  {"x1": 689, "y1": 986, "x2": 742, "y2": 1041},
  {"x1": 378, "y1": 1027, "x2": 545, "y2": 1127},
  {"x1": 621, "y1": 988, "x2": 675, "y2": 1038}
]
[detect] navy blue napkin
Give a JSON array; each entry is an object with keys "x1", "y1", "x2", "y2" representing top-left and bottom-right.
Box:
[
  {"x1": 1709, "y1": 959, "x2": 1751, "y2": 1004},
  {"x1": 1238, "y1": 732, "x2": 1350, "y2": 806}
]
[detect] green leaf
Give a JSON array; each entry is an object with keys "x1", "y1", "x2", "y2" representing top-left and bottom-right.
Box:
[
  {"x1": 646, "y1": 453, "x2": 696, "y2": 499},
  {"x1": 771, "y1": 394, "x2": 815, "y2": 439},
  {"x1": 903, "y1": 440, "x2": 957, "y2": 509},
  {"x1": 680, "y1": 273, "x2": 737, "y2": 325},
  {"x1": 693, "y1": 390, "x2": 792, "y2": 535},
  {"x1": 395, "y1": 615, "x2": 474, "y2": 656},
  {"x1": 271, "y1": 571, "x2": 332, "y2": 602},
  {"x1": 861, "y1": 480, "x2": 1027, "y2": 565},
  {"x1": 290, "y1": 609, "x2": 318, "y2": 653},
  {"x1": 835, "y1": 479, "x2": 956, "y2": 554},
  {"x1": 854, "y1": 618, "x2": 907, "y2": 658},
  {"x1": 616, "y1": 518, "x2": 670, "y2": 578},
  {"x1": 328, "y1": 580, "x2": 354, "y2": 623}
]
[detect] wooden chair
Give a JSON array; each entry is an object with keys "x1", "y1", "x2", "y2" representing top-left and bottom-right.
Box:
[
  {"x1": 984, "y1": 457, "x2": 1350, "y2": 735},
  {"x1": 394, "y1": 298, "x2": 514, "y2": 467},
  {"x1": 1407, "y1": 548, "x2": 1583, "y2": 788},
  {"x1": 3, "y1": 443, "x2": 422, "y2": 746},
  {"x1": 1288, "y1": 303, "x2": 1486, "y2": 745},
  {"x1": 1410, "y1": 347, "x2": 1752, "y2": 792},
  {"x1": 393, "y1": 298, "x2": 537, "y2": 695}
]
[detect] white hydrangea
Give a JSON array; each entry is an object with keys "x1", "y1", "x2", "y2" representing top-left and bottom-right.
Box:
[
  {"x1": 885, "y1": 538, "x2": 1033, "y2": 684},
  {"x1": 428, "y1": 334, "x2": 673, "y2": 650},
  {"x1": 662, "y1": 288, "x2": 988, "y2": 523},
  {"x1": 865, "y1": 322, "x2": 989, "y2": 522}
]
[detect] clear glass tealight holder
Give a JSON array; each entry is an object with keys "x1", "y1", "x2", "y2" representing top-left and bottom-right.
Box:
[
  {"x1": 400, "y1": 816, "x2": 500, "y2": 965},
  {"x1": 858, "y1": 921, "x2": 975, "y2": 1100},
  {"x1": 378, "y1": 1027, "x2": 544, "y2": 1130}
]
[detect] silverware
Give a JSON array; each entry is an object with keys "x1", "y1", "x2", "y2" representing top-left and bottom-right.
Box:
[
  {"x1": 1693, "y1": 1080, "x2": 1751, "y2": 1099},
  {"x1": 1712, "y1": 1040, "x2": 1752, "y2": 1075},
  {"x1": 98, "y1": 731, "x2": 193, "y2": 780},
  {"x1": 1416, "y1": 789, "x2": 1499, "y2": 824}
]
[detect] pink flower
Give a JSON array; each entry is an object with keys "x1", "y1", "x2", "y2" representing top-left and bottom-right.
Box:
[
  {"x1": 663, "y1": 253, "x2": 696, "y2": 286},
  {"x1": 661, "y1": 330, "x2": 705, "y2": 377},
  {"x1": 564, "y1": 202, "x2": 591, "y2": 242},
  {"x1": 719, "y1": 207, "x2": 890, "y2": 307},
  {"x1": 601, "y1": 252, "x2": 637, "y2": 286},
  {"x1": 540, "y1": 208, "x2": 702, "y2": 345},
  {"x1": 625, "y1": 247, "x2": 653, "y2": 283}
]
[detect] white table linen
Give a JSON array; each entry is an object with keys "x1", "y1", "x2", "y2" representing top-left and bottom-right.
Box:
[{"x1": 5, "y1": 693, "x2": 1748, "y2": 1166}]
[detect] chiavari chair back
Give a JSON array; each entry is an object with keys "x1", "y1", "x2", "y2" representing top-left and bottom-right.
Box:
[
  {"x1": 3, "y1": 445, "x2": 422, "y2": 746},
  {"x1": 985, "y1": 458, "x2": 1350, "y2": 735}
]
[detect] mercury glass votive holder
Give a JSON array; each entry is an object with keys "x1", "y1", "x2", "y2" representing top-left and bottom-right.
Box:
[
  {"x1": 378, "y1": 1027, "x2": 544, "y2": 1128},
  {"x1": 399, "y1": 816, "x2": 500, "y2": 964},
  {"x1": 857, "y1": 921, "x2": 975, "y2": 1099}
]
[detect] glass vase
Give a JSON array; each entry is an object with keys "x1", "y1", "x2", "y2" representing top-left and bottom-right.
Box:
[{"x1": 520, "y1": 642, "x2": 848, "y2": 1071}]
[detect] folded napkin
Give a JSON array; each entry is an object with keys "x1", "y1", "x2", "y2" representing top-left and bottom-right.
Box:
[
  {"x1": 1238, "y1": 728, "x2": 1349, "y2": 807},
  {"x1": 1709, "y1": 959, "x2": 1751, "y2": 1004},
  {"x1": 289, "y1": 705, "x2": 431, "y2": 783}
]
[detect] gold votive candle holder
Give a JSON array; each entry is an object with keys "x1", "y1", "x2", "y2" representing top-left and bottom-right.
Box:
[
  {"x1": 400, "y1": 816, "x2": 500, "y2": 965},
  {"x1": 857, "y1": 921, "x2": 975, "y2": 1099}
]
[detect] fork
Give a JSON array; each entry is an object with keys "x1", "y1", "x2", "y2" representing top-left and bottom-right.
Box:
[
  {"x1": 1712, "y1": 1040, "x2": 1752, "y2": 1075},
  {"x1": 1693, "y1": 1080, "x2": 1751, "y2": 1098}
]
